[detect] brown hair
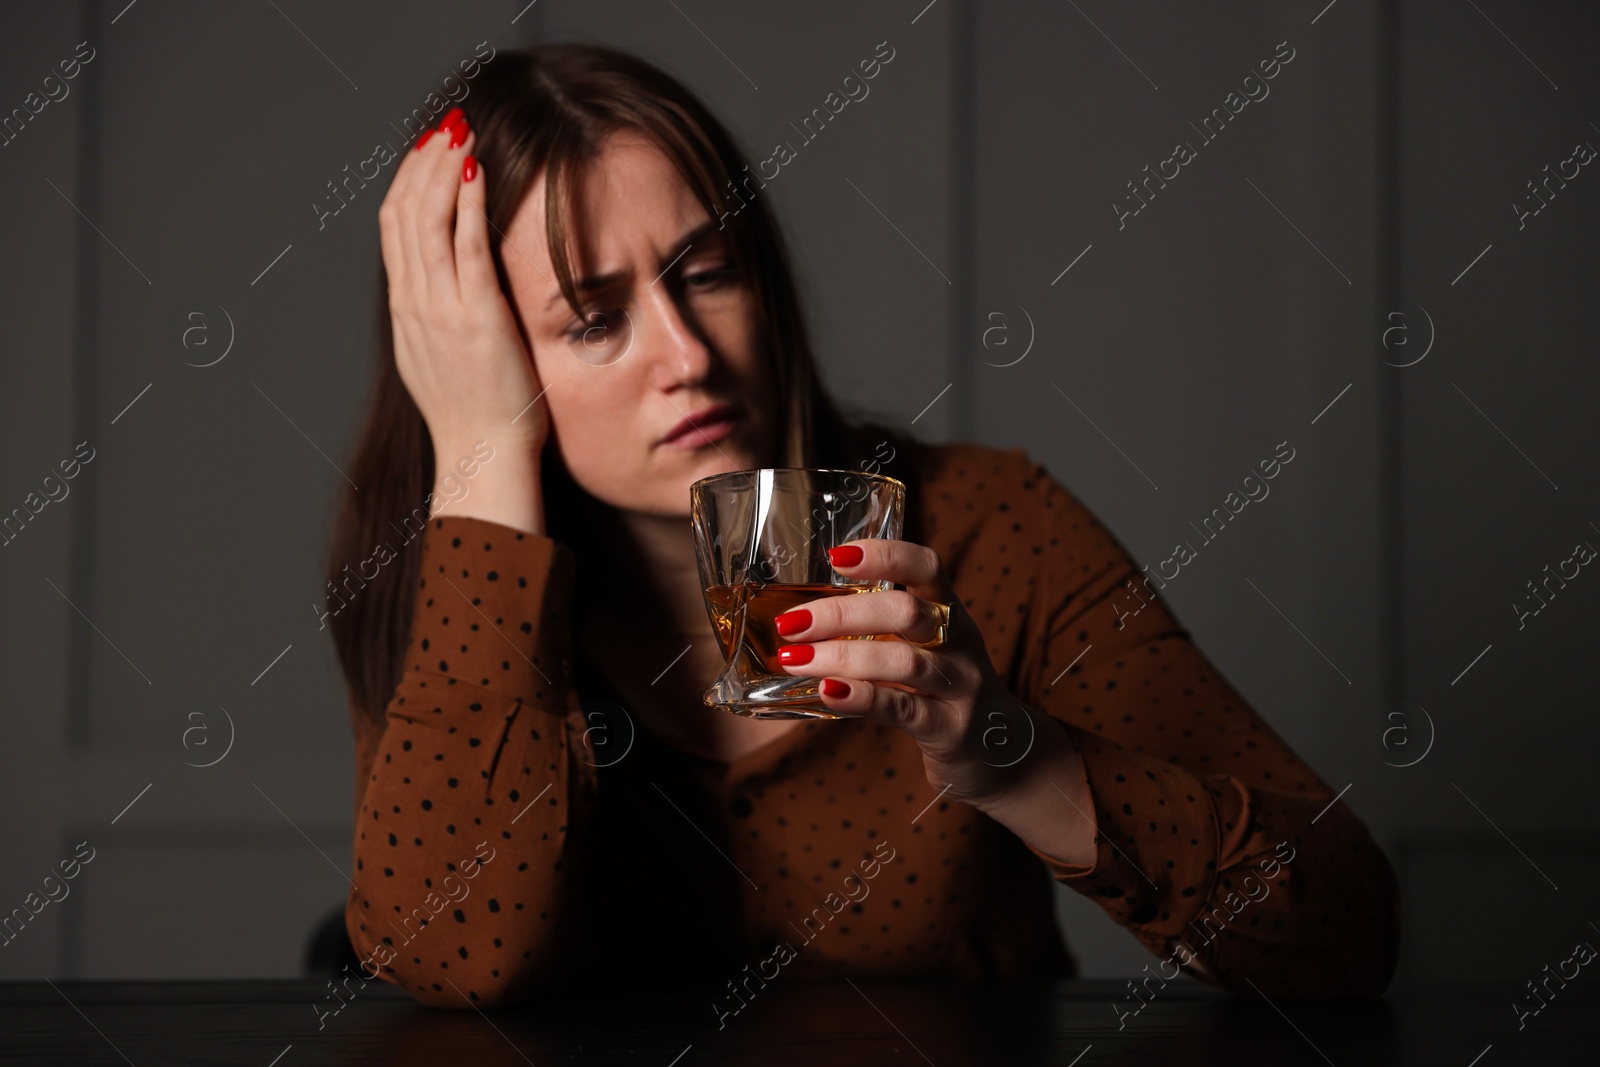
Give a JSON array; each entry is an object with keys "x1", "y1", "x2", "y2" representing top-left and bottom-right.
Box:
[{"x1": 325, "y1": 42, "x2": 903, "y2": 730}]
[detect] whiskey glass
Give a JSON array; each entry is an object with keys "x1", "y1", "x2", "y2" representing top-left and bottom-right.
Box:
[{"x1": 690, "y1": 468, "x2": 906, "y2": 719}]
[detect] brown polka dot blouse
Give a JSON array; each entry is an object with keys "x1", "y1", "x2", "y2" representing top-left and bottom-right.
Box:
[{"x1": 344, "y1": 438, "x2": 1399, "y2": 1007}]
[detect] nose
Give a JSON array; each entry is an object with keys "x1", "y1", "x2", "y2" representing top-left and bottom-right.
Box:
[{"x1": 640, "y1": 279, "x2": 715, "y2": 388}]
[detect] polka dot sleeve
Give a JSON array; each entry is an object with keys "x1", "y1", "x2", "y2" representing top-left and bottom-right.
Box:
[
  {"x1": 1012, "y1": 458, "x2": 1399, "y2": 998},
  {"x1": 344, "y1": 516, "x2": 596, "y2": 1009}
]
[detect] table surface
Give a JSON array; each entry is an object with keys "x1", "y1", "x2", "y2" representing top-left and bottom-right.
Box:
[{"x1": 1, "y1": 978, "x2": 1594, "y2": 1066}]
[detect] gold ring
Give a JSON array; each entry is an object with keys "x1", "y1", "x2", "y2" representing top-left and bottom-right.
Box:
[{"x1": 911, "y1": 600, "x2": 953, "y2": 649}]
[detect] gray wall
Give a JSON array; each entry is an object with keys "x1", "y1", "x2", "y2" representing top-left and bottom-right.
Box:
[
  {"x1": 1393, "y1": 0, "x2": 1600, "y2": 980},
  {"x1": 1, "y1": 0, "x2": 1595, "y2": 987}
]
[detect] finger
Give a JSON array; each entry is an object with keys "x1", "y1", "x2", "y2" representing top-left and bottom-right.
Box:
[
  {"x1": 828, "y1": 539, "x2": 951, "y2": 598},
  {"x1": 453, "y1": 148, "x2": 498, "y2": 304},
  {"x1": 434, "y1": 105, "x2": 465, "y2": 143},
  {"x1": 774, "y1": 589, "x2": 941, "y2": 645},
  {"x1": 380, "y1": 122, "x2": 448, "y2": 302},
  {"x1": 777, "y1": 636, "x2": 966, "y2": 696},
  {"x1": 814, "y1": 676, "x2": 933, "y2": 733},
  {"x1": 384, "y1": 122, "x2": 457, "y2": 374},
  {"x1": 377, "y1": 190, "x2": 406, "y2": 306},
  {"x1": 396, "y1": 122, "x2": 451, "y2": 312},
  {"x1": 414, "y1": 124, "x2": 474, "y2": 304},
  {"x1": 382, "y1": 113, "x2": 444, "y2": 211}
]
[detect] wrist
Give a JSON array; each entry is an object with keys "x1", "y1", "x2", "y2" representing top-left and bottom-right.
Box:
[
  {"x1": 430, "y1": 430, "x2": 542, "y2": 471},
  {"x1": 967, "y1": 710, "x2": 1098, "y2": 868},
  {"x1": 428, "y1": 440, "x2": 545, "y2": 536},
  {"x1": 969, "y1": 709, "x2": 1074, "y2": 816}
]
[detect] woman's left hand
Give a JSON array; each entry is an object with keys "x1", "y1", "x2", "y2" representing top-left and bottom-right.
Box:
[{"x1": 773, "y1": 538, "x2": 1047, "y2": 807}]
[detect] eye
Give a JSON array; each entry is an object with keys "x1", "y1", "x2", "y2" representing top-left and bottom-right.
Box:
[
  {"x1": 685, "y1": 267, "x2": 735, "y2": 290},
  {"x1": 564, "y1": 307, "x2": 625, "y2": 342}
]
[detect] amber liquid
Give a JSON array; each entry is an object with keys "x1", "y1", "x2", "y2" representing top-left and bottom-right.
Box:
[{"x1": 705, "y1": 582, "x2": 877, "y2": 675}]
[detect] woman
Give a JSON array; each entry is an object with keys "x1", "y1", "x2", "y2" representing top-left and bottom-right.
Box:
[{"x1": 326, "y1": 43, "x2": 1398, "y2": 1009}]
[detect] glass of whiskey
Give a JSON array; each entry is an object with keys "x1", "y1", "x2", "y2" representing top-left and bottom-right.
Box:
[{"x1": 690, "y1": 467, "x2": 906, "y2": 719}]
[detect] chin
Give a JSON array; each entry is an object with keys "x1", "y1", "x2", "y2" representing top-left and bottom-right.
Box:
[
  {"x1": 678, "y1": 449, "x2": 754, "y2": 492},
  {"x1": 681, "y1": 423, "x2": 769, "y2": 473},
  {"x1": 639, "y1": 420, "x2": 774, "y2": 506}
]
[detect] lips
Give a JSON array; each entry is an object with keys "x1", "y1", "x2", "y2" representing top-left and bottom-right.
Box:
[{"x1": 660, "y1": 402, "x2": 741, "y2": 446}]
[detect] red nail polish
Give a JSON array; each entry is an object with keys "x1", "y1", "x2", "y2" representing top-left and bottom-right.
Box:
[
  {"x1": 822, "y1": 678, "x2": 851, "y2": 699},
  {"x1": 462, "y1": 155, "x2": 477, "y2": 182},
  {"x1": 828, "y1": 545, "x2": 864, "y2": 568},
  {"x1": 439, "y1": 107, "x2": 465, "y2": 129},
  {"x1": 774, "y1": 609, "x2": 810, "y2": 637},
  {"x1": 413, "y1": 129, "x2": 435, "y2": 151},
  {"x1": 777, "y1": 644, "x2": 814, "y2": 666},
  {"x1": 448, "y1": 120, "x2": 470, "y2": 148}
]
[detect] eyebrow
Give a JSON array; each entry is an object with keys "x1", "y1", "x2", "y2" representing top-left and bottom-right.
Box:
[{"x1": 542, "y1": 219, "x2": 722, "y2": 313}]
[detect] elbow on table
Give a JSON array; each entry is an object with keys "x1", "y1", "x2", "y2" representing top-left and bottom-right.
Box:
[
  {"x1": 341, "y1": 903, "x2": 520, "y2": 1009},
  {"x1": 343, "y1": 870, "x2": 584, "y2": 1008},
  {"x1": 1175, "y1": 831, "x2": 1401, "y2": 999},
  {"x1": 1230, "y1": 846, "x2": 1401, "y2": 999},
  {"x1": 400, "y1": 964, "x2": 532, "y2": 1010},
  {"x1": 354, "y1": 944, "x2": 549, "y2": 1010},
  {"x1": 1317, "y1": 817, "x2": 1403, "y2": 998},
  {"x1": 344, "y1": 923, "x2": 564, "y2": 1009}
]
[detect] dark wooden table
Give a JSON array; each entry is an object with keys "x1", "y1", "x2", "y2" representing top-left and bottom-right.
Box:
[{"x1": 1, "y1": 978, "x2": 1593, "y2": 1065}]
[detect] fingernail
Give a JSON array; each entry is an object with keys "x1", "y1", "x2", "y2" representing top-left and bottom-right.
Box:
[
  {"x1": 462, "y1": 155, "x2": 477, "y2": 182},
  {"x1": 439, "y1": 107, "x2": 465, "y2": 129},
  {"x1": 774, "y1": 609, "x2": 810, "y2": 637},
  {"x1": 448, "y1": 120, "x2": 470, "y2": 148},
  {"x1": 828, "y1": 545, "x2": 864, "y2": 568},
  {"x1": 822, "y1": 678, "x2": 851, "y2": 699},
  {"x1": 413, "y1": 129, "x2": 435, "y2": 151},
  {"x1": 777, "y1": 644, "x2": 814, "y2": 666}
]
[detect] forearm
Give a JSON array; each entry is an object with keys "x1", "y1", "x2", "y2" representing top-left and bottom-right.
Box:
[
  {"x1": 343, "y1": 513, "x2": 588, "y2": 1006},
  {"x1": 1160, "y1": 794, "x2": 1400, "y2": 998},
  {"x1": 1002, "y1": 460, "x2": 1397, "y2": 995},
  {"x1": 348, "y1": 687, "x2": 590, "y2": 1007},
  {"x1": 988, "y1": 714, "x2": 1398, "y2": 997}
]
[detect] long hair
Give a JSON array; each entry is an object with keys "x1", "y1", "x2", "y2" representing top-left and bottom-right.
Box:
[{"x1": 325, "y1": 42, "x2": 905, "y2": 731}]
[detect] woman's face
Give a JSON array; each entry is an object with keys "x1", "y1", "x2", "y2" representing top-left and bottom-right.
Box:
[{"x1": 500, "y1": 130, "x2": 779, "y2": 517}]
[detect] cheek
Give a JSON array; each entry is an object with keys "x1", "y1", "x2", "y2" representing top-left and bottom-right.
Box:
[
  {"x1": 708, "y1": 293, "x2": 761, "y2": 363},
  {"x1": 533, "y1": 346, "x2": 641, "y2": 488},
  {"x1": 700, "y1": 293, "x2": 772, "y2": 407}
]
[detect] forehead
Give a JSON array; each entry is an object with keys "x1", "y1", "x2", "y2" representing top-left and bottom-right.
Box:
[{"x1": 507, "y1": 131, "x2": 710, "y2": 271}]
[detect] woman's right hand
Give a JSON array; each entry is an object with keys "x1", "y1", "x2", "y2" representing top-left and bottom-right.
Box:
[{"x1": 379, "y1": 111, "x2": 550, "y2": 534}]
